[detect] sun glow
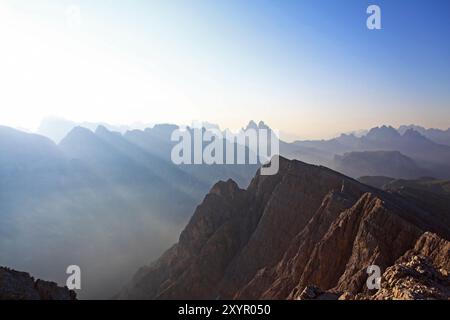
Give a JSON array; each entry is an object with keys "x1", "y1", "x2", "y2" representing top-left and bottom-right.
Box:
[{"x1": 0, "y1": 2, "x2": 197, "y2": 131}]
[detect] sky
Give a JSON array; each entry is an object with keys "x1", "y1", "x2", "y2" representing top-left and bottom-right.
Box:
[{"x1": 0, "y1": 0, "x2": 449, "y2": 139}]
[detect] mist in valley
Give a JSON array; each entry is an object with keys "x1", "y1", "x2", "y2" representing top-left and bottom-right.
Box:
[{"x1": 0, "y1": 124, "x2": 257, "y2": 299}]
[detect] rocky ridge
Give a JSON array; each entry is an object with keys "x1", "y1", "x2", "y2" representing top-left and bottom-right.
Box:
[
  {"x1": 119, "y1": 157, "x2": 450, "y2": 300},
  {"x1": 0, "y1": 267, "x2": 76, "y2": 300}
]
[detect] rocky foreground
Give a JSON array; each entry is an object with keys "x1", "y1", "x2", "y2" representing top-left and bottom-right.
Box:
[
  {"x1": 0, "y1": 267, "x2": 76, "y2": 300},
  {"x1": 298, "y1": 232, "x2": 449, "y2": 300},
  {"x1": 119, "y1": 157, "x2": 450, "y2": 300}
]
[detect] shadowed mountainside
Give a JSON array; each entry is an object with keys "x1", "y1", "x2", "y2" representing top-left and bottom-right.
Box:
[
  {"x1": 119, "y1": 157, "x2": 449, "y2": 300},
  {"x1": 0, "y1": 267, "x2": 76, "y2": 300}
]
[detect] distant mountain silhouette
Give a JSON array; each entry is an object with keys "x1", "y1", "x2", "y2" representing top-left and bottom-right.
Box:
[
  {"x1": 244, "y1": 120, "x2": 271, "y2": 131},
  {"x1": 333, "y1": 150, "x2": 429, "y2": 179},
  {"x1": 36, "y1": 120, "x2": 450, "y2": 178},
  {"x1": 37, "y1": 117, "x2": 152, "y2": 143},
  {"x1": 282, "y1": 125, "x2": 450, "y2": 179},
  {"x1": 398, "y1": 125, "x2": 450, "y2": 146},
  {"x1": 0, "y1": 124, "x2": 257, "y2": 299},
  {"x1": 0, "y1": 125, "x2": 63, "y2": 167}
]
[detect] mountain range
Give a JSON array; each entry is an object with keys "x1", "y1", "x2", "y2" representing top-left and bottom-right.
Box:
[
  {"x1": 398, "y1": 125, "x2": 450, "y2": 146},
  {"x1": 1, "y1": 120, "x2": 450, "y2": 299},
  {"x1": 37, "y1": 118, "x2": 450, "y2": 178},
  {"x1": 0, "y1": 124, "x2": 258, "y2": 298},
  {"x1": 282, "y1": 125, "x2": 450, "y2": 179}
]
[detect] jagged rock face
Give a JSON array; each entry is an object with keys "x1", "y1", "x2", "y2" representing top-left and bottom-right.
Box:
[
  {"x1": 119, "y1": 157, "x2": 450, "y2": 300},
  {"x1": 368, "y1": 232, "x2": 450, "y2": 300},
  {"x1": 0, "y1": 267, "x2": 76, "y2": 300},
  {"x1": 298, "y1": 233, "x2": 450, "y2": 300}
]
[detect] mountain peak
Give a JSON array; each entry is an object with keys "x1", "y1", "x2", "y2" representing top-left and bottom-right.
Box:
[
  {"x1": 0, "y1": 125, "x2": 56, "y2": 146},
  {"x1": 59, "y1": 126, "x2": 97, "y2": 148},
  {"x1": 95, "y1": 125, "x2": 110, "y2": 134},
  {"x1": 258, "y1": 121, "x2": 269, "y2": 130},
  {"x1": 64, "y1": 126, "x2": 94, "y2": 138},
  {"x1": 366, "y1": 125, "x2": 400, "y2": 140},
  {"x1": 245, "y1": 120, "x2": 258, "y2": 130},
  {"x1": 119, "y1": 156, "x2": 450, "y2": 300},
  {"x1": 398, "y1": 125, "x2": 426, "y2": 135},
  {"x1": 146, "y1": 124, "x2": 179, "y2": 132},
  {"x1": 402, "y1": 128, "x2": 427, "y2": 139},
  {"x1": 59, "y1": 125, "x2": 117, "y2": 160},
  {"x1": 210, "y1": 179, "x2": 240, "y2": 198},
  {"x1": 245, "y1": 120, "x2": 271, "y2": 131},
  {"x1": 95, "y1": 125, "x2": 122, "y2": 138}
]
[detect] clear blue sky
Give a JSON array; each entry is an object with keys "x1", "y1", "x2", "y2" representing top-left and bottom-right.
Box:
[{"x1": 0, "y1": 0, "x2": 449, "y2": 138}]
